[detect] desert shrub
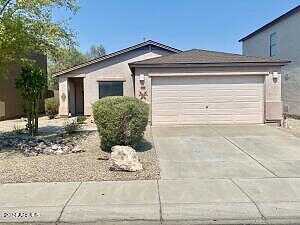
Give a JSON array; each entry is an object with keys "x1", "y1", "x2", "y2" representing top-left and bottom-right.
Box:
[
  {"x1": 15, "y1": 65, "x2": 47, "y2": 135},
  {"x1": 77, "y1": 116, "x2": 87, "y2": 124},
  {"x1": 64, "y1": 119, "x2": 80, "y2": 134},
  {"x1": 92, "y1": 96, "x2": 149, "y2": 151},
  {"x1": 45, "y1": 98, "x2": 59, "y2": 119},
  {"x1": 13, "y1": 123, "x2": 24, "y2": 134}
]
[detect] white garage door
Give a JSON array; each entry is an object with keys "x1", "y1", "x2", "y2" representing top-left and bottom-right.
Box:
[{"x1": 151, "y1": 76, "x2": 265, "y2": 125}]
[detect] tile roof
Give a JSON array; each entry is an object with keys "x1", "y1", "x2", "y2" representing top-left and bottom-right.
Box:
[{"x1": 129, "y1": 49, "x2": 290, "y2": 66}]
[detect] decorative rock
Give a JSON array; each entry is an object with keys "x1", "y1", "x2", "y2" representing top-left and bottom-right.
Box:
[
  {"x1": 55, "y1": 149, "x2": 64, "y2": 155},
  {"x1": 43, "y1": 148, "x2": 53, "y2": 155},
  {"x1": 0, "y1": 131, "x2": 88, "y2": 157},
  {"x1": 71, "y1": 146, "x2": 81, "y2": 153},
  {"x1": 24, "y1": 150, "x2": 38, "y2": 157},
  {"x1": 110, "y1": 145, "x2": 143, "y2": 172},
  {"x1": 51, "y1": 144, "x2": 59, "y2": 150}
]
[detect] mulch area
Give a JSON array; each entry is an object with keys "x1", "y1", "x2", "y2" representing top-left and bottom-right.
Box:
[{"x1": 0, "y1": 131, "x2": 160, "y2": 183}]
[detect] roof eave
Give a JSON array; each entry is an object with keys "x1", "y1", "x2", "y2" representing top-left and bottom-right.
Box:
[
  {"x1": 53, "y1": 40, "x2": 182, "y2": 77},
  {"x1": 129, "y1": 61, "x2": 290, "y2": 68}
]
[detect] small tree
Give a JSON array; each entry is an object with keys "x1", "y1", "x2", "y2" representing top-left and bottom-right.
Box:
[{"x1": 16, "y1": 65, "x2": 47, "y2": 135}]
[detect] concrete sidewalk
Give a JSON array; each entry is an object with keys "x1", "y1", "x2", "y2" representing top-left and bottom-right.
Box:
[{"x1": 1, "y1": 178, "x2": 300, "y2": 224}]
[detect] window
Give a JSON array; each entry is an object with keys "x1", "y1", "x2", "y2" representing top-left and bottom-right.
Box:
[
  {"x1": 270, "y1": 32, "x2": 277, "y2": 57},
  {"x1": 99, "y1": 81, "x2": 123, "y2": 98}
]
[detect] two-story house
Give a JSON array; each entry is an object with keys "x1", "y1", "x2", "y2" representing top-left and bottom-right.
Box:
[{"x1": 240, "y1": 5, "x2": 300, "y2": 116}]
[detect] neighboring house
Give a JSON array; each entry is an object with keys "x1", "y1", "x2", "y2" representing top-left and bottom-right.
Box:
[
  {"x1": 55, "y1": 40, "x2": 288, "y2": 125},
  {"x1": 240, "y1": 5, "x2": 300, "y2": 116},
  {"x1": 0, "y1": 54, "x2": 47, "y2": 121}
]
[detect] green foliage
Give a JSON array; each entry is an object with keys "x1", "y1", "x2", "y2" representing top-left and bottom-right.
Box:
[
  {"x1": 15, "y1": 64, "x2": 47, "y2": 135},
  {"x1": 0, "y1": 0, "x2": 79, "y2": 78},
  {"x1": 45, "y1": 97, "x2": 58, "y2": 119},
  {"x1": 64, "y1": 119, "x2": 80, "y2": 134},
  {"x1": 92, "y1": 96, "x2": 149, "y2": 151},
  {"x1": 77, "y1": 115, "x2": 87, "y2": 124},
  {"x1": 86, "y1": 44, "x2": 106, "y2": 59},
  {"x1": 13, "y1": 123, "x2": 24, "y2": 135}
]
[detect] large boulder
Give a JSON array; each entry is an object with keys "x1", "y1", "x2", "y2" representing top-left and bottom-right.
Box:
[{"x1": 110, "y1": 145, "x2": 143, "y2": 172}]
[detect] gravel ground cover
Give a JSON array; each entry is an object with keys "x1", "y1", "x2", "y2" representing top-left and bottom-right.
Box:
[
  {"x1": 0, "y1": 130, "x2": 160, "y2": 183},
  {"x1": 277, "y1": 117, "x2": 300, "y2": 138}
]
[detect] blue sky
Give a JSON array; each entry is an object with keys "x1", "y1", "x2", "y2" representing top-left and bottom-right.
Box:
[{"x1": 56, "y1": 0, "x2": 299, "y2": 54}]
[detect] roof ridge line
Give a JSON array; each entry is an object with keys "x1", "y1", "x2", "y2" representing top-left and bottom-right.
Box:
[
  {"x1": 129, "y1": 48, "x2": 289, "y2": 66},
  {"x1": 54, "y1": 40, "x2": 181, "y2": 76}
]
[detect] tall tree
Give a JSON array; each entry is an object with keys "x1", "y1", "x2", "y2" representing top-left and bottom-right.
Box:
[
  {"x1": 0, "y1": 0, "x2": 79, "y2": 78},
  {"x1": 87, "y1": 44, "x2": 106, "y2": 59}
]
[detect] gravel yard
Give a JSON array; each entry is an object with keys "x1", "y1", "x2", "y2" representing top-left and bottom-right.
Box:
[
  {"x1": 0, "y1": 130, "x2": 160, "y2": 183},
  {"x1": 282, "y1": 117, "x2": 300, "y2": 138}
]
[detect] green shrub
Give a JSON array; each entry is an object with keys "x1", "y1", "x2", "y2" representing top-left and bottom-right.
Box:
[
  {"x1": 77, "y1": 116, "x2": 87, "y2": 124},
  {"x1": 13, "y1": 123, "x2": 24, "y2": 134},
  {"x1": 64, "y1": 119, "x2": 80, "y2": 134},
  {"x1": 92, "y1": 96, "x2": 149, "y2": 151},
  {"x1": 45, "y1": 98, "x2": 58, "y2": 119}
]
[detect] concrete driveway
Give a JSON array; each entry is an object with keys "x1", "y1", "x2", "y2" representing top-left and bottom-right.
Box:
[
  {"x1": 152, "y1": 124, "x2": 300, "y2": 179},
  {"x1": 152, "y1": 125, "x2": 300, "y2": 223}
]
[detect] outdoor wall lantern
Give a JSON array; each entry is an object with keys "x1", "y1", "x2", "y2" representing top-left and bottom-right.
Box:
[
  {"x1": 272, "y1": 72, "x2": 279, "y2": 83},
  {"x1": 139, "y1": 74, "x2": 145, "y2": 82}
]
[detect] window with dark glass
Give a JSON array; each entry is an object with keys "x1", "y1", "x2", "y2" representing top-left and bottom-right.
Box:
[
  {"x1": 99, "y1": 81, "x2": 123, "y2": 98},
  {"x1": 270, "y1": 32, "x2": 277, "y2": 57}
]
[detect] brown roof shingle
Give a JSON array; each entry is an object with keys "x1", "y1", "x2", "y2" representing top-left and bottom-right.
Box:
[{"x1": 129, "y1": 49, "x2": 290, "y2": 66}]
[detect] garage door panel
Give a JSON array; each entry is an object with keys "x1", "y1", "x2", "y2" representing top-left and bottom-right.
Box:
[
  {"x1": 181, "y1": 115, "x2": 208, "y2": 123},
  {"x1": 206, "y1": 102, "x2": 234, "y2": 109},
  {"x1": 152, "y1": 91, "x2": 178, "y2": 98},
  {"x1": 182, "y1": 103, "x2": 206, "y2": 109},
  {"x1": 235, "y1": 97, "x2": 263, "y2": 102},
  {"x1": 152, "y1": 98, "x2": 179, "y2": 105},
  {"x1": 153, "y1": 115, "x2": 178, "y2": 124},
  {"x1": 153, "y1": 111, "x2": 178, "y2": 117},
  {"x1": 205, "y1": 109, "x2": 232, "y2": 115},
  {"x1": 233, "y1": 102, "x2": 263, "y2": 109},
  {"x1": 181, "y1": 97, "x2": 208, "y2": 103},
  {"x1": 152, "y1": 76, "x2": 264, "y2": 125},
  {"x1": 152, "y1": 103, "x2": 179, "y2": 111},
  {"x1": 182, "y1": 110, "x2": 207, "y2": 115},
  {"x1": 205, "y1": 98, "x2": 233, "y2": 103},
  {"x1": 206, "y1": 115, "x2": 233, "y2": 124},
  {"x1": 181, "y1": 91, "x2": 209, "y2": 98},
  {"x1": 234, "y1": 115, "x2": 263, "y2": 123}
]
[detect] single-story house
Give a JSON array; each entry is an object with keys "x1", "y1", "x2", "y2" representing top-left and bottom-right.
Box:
[{"x1": 55, "y1": 40, "x2": 289, "y2": 125}]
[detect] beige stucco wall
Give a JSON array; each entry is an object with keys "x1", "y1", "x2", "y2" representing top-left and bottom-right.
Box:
[
  {"x1": 58, "y1": 47, "x2": 173, "y2": 116},
  {"x1": 0, "y1": 54, "x2": 47, "y2": 121},
  {"x1": 134, "y1": 65, "x2": 283, "y2": 123},
  {"x1": 242, "y1": 11, "x2": 300, "y2": 116}
]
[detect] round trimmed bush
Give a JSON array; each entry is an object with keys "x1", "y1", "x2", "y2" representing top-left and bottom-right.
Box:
[{"x1": 92, "y1": 96, "x2": 149, "y2": 151}]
